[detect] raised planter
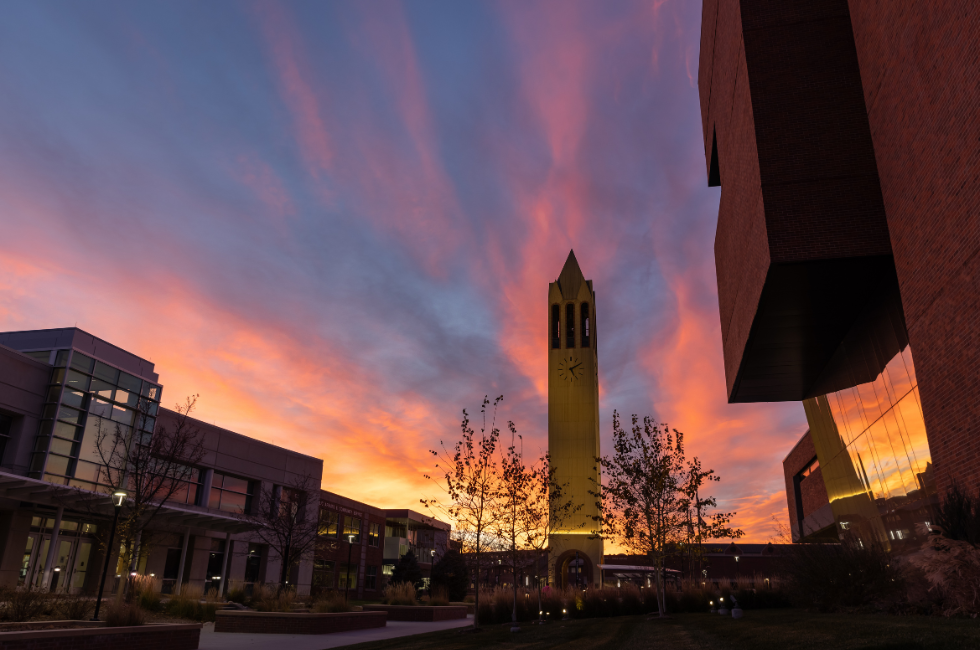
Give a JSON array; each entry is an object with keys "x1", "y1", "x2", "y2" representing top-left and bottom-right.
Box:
[
  {"x1": 362, "y1": 605, "x2": 468, "y2": 622},
  {"x1": 450, "y1": 602, "x2": 475, "y2": 615},
  {"x1": 0, "y1": 620, "x2": 106, "y2": 632},
  {"x1": 214, "y1": 610, "x2": 387, "y2": 634},
  {"x1": 0, "y1": 623, "x2": 201, "y2": 650}
]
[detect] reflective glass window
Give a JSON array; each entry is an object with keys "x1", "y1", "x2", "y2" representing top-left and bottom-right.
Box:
[
  {"x1": 22, "y1": 350, "x2": 51, "y2": 363},
  {"x1": 61, "y1": 389, "x2": 86, "y2": 410},
  {"x1": 73, "y1": 460, "x2": 101, "y2": 483},
  {"x1": 319, "y1": 509, "x2": 339, "y2": 537},
  {"x1": 0, "y1": 414, "x2": 12, "y2": 463},
  {"x1": 141, "y1": 383, "x2": 161, "y2": 401},
  {"x1": 344, "y1": 516, "x2": 361, "y2": 543},
  {"x1": 54, "y1": 350, "x2": 69, "y2": 367},
  {"x1": 93, "y1": 362, "x2": 118, "y2": 384},
  {"x1": 66, "y1": 370, "x2": 90, "y2": 392},
  {"x1": 46, "y1": 386, "x2": 62, "y2": 404},
  {"x1": 70, "y1": 353, "x2": 94, "y2": 374},
  {"x1": 90, "y1": 398, "x2": 112, "y2": 419},
  {"x1": 57, "y1": 406, "x2": 83, "y2": 426},
  {"x1": 49, "y1": 438, "x2": 77, "y2": 457},
  {"x1": 50, "y1": 368, "x2": 66, "y2": 386},
  {"x1": 33, "y1": 437, "x2": 50, "y2": 453},
  {"x1": 118, "y1": 372, "x2": 141, "y2": 393},
  {"x1": 45, "y1": 454, "x2": 71, "y2": 476},
  {"x1": 110, "y1": 405, "x2": 134, "y2": 425}
]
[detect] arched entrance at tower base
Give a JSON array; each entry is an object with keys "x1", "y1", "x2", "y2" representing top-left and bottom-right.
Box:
[{"x1": 553, "y1": 548, "x2": 594, "y2": 589}]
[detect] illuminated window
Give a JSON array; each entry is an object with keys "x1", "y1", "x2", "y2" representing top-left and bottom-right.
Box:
[
  {"x1": 319, "y1": 509, "x2": 339, "y2": 537},
  {"x1": 368, "y1": 522, "x2": 380, "y2": 547},
  {"x1": 344, "y1": 516, "x2": 361, "y2": 544}
]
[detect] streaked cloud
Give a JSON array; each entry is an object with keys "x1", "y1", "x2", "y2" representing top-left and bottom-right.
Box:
[{"x1": 0, "y1": 0, "x2": 805, "y2": 541}]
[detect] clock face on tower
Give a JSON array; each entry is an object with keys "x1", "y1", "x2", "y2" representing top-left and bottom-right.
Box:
[{"x1": 557, "y1": 356, "x2": 585, "y2": 382}]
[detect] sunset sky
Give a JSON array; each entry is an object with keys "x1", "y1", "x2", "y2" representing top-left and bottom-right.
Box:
[{"x1": 0, "y1": 0, "x2": 807, "y2": 541}]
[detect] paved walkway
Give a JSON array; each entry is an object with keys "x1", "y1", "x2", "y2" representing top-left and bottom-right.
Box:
[{"x1": 198, "y1": 614, "x2": 473, "y2": 650}]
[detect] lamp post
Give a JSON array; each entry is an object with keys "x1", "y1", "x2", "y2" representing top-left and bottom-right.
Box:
[
  {"x1": 345, "y1": 534, "x2": 355, "y2": 602},
  {"x1": 93, "y1": 489, "x2": 127, "y2": 621}
]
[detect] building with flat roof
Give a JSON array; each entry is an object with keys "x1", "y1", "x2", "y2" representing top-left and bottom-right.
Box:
[
  {"x1": 313, "y1": 490, "x2": 387, "y2": 599},
  {"x1": 0, "y1": 328, "x2": 321, "y2": 595},
  {"x1": 382, "y1": 509, "x2": 450, "y2": 589},
  {"x1": 696, "y1": 0, "x2": 975, "y2": 549}
]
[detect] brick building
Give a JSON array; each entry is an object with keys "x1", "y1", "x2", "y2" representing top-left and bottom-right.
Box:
[
  {"x1": 312, "y1": 491, "x2": 386, "y2": 600},
  {"x1": 697, "y1": 0, "x2": 976, "y2": 548}
]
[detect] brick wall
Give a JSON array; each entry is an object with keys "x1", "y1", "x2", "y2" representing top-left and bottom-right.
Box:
[
  {"x1": 362, "y1": 605, "x2": 467, "y2": 622},
  {"x1": 213, "y1": 611, "x2": 386, "y2": 634},
  {"x1": 0, "y1": 624, "x2": 201, "y2": 650},
  {"x1": 846, "y1": 0, "x2": 980, "y2": 495}
]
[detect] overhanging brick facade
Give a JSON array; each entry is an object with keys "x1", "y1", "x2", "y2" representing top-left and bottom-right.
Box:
[{"x1": 698, "y1": 0, "x2": 980, "y2": 497}]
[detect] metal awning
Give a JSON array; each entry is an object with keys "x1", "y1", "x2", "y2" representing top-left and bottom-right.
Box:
[{"x1": 0, "y1": 470, "x2": 255, "y2": 534}]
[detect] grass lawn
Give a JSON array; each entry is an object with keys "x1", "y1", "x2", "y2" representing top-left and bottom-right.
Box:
[{"x1": 337, "y1": 610, "x2": 980, "y2": 650}]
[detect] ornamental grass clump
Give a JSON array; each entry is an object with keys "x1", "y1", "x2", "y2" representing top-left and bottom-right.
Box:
[
  {"x1": 133, "y1": 575, "x2": 162, "y2": 612},
  {"x1": 2, "y1": 587, "x2": 51, "y2": 622},
  {"x1": 383, "y1": 582, "x2": 417, "y2": 606},
  {"x1": 252, "y1": 584, "x2": 296, "y2": 613},
  {"x1": 225, "y1": 580, "x2": 247, "y2": 605},
  {"x1": 104, "y1": 601, "x2": 146, "y2": 627},
  {"x1": 311, "y1": 592, "x2": 351, "y2": 613}
]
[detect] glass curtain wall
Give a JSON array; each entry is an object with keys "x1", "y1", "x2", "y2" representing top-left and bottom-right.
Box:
[
  {"x1": 803, "y1": 342, "x2": 935, "y2": 551},
  {"x1": 29, "y1": 349, "x2": 161, "y2": 490}
]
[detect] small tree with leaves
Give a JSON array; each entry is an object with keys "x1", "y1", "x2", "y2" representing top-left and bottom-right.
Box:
[
  {"x1": 91, "y1": 395, "x2": 206, "y2": 586},
  {"x1": 592, "y1": 411, "x2": 687, "y2": 618},
  {"x1": 240, "y1": 472, "x2": 320, "y2": 592},
  {"x1": 423, "y1": 396, "x2": 504, "y2": 629},
  {"x1": 680, "y1": 457, "x2": 743, "y2": 579},
  {"x1": 518, "y1": 453, "x2": 579, "y2": 624}
]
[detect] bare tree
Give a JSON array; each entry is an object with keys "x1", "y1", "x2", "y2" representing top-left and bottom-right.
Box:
[
  {"x1": 591, "y1": 411, "x2": 686, "y2": 618},
  {"x1": 92, "y1": 395, "x2": 206, "y2": 581},
  {"x1": 423, "y1": 396, "x2": 503, "y2": 629},
  {"x1": 239, "y1": 472, "x2": 321, "y2": 592}
]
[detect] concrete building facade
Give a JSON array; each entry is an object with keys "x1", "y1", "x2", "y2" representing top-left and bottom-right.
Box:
[{"x1": 0, "y1": 328, "x2": 321, "y2": 595}]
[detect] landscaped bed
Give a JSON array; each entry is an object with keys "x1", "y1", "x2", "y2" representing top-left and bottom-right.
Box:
[
  {"x1": 330, "y1": 610, "x2": 980, "y2": 650},
  {"x1": 213, "y1": 609, "x2": 387, "y2": 634},
  {"x1": 363, "y1": 605, "x2": 468, "y2": 622},
  {"x1": 0, "y1": 622, "x2": 202, "y2": 650}
]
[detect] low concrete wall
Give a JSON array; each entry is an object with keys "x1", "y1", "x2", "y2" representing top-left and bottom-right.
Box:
[
  {"x1": 0, "y1": 623, "x2": 201, "y2": 650},
  {"x1": 0, "y1": 620, "x2": 106, "y2": 632},
  {"x1": 214, "y1": 610, "x2": 387, "y2": 634},
  {"x1": 363, "y1": 605, "x2": 468, "y2": 621}
]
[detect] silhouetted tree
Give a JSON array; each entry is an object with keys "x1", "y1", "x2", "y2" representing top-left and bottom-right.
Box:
[
  {"x1": 239, "y1": 472, "x2": 320, "y2": 592},
  {"x1": 430, "y1": 548, "x2": 469, "y2": 601},
  {"x1": 423, "y1": 396, "x2": 504, "y2": 629},
  {"x1": 592, "y1": 411, "x2": 687, "y2": 618},
  {"x1": 90, "y1": 395, "x2": 206, "y2": 589},
  {"x1": 680, "y1": 457, "x2": 743, "y2": 579},
  {"x1": 391, "y1": 550, "x2": 424, "y2": 591}
]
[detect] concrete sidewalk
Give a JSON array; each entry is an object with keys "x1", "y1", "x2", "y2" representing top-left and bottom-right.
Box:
[{"x1": 198, "y1": 614, "x2": 473, "y2": 650}]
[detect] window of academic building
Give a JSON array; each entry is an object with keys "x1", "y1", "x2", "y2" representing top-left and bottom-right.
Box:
[
  {"x1": 319, "y1": 508, "x2": 340, "y2": 537},
  {"x1": 208, "y1": 473, "x2": 254, "y2": 513},
  {"x1": 30, "y1": 349, "x2": 161, "y2": 490},
  {"x1": 368, "y1": 522, "x2": 380, "y2": 547},
  {"x1": 803, "y1": 343, "x2": 935, "y2": 550},
  {"x1": 0, "y1": 413, "x2": 12, "y2": 464},
  {"x1": 365, "y1": 565, "x2": 378, "y2": 590},
  {"x1": 343, "y1": 516, "x2": 361, "y2": 543}
]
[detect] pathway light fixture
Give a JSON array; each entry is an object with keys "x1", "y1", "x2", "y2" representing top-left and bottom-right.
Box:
[{"x1": 93, "y1": 489, "x2": 127, "y2": 621}]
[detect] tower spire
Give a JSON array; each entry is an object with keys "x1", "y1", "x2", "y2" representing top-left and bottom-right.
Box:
[{"x1": 557, "y1": 249, "x2": 585, "y2": 300}]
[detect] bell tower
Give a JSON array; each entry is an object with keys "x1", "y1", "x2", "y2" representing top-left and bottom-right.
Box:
[{"x1": 548, "y1": 250, "x2": 602, "y2": 587}]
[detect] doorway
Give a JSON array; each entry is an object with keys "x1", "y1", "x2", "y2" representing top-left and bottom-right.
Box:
[{"x1": 20, "y1": 533, "x2": 92, "y2": 593}]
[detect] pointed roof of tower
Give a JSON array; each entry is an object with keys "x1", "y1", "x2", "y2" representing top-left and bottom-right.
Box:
[{"x1": 557, "y1": 249, "x2": 586, "y2": 300}]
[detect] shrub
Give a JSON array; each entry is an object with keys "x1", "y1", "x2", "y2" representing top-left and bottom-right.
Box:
[
  {"x1": 780, "y1": 541, "x2": 904, "y2": 612},
  {"x1": 56, "y1": 592, "x2": 93, "y2": 620},
  {"x1": 430, "y1": 550, "x2": 470, "y2": 601},
  {"x1": 383, "y1": 582, "x2": 417, "y2": 606},
  {"x1": 934, "y1": 485, "x2": 980, "y2": 546},
  {"x1": 311, "y1": 592, "x2": 350, "y2": 613},
  {"x1": 226, "y1": 580, "x2": 247, "y2": 605},
  {"x1": 6, "y1": 587, "x2": 50, "y2": 622},
  {"x1": 104, "y1": 601, "x2": 146, "y2": 627}
]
